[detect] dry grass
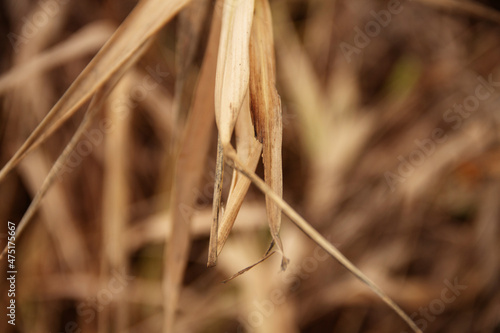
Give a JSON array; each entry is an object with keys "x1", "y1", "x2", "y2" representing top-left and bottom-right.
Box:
[{"x1": 1, "y1": 0, "x2": 500, "y2": 332}]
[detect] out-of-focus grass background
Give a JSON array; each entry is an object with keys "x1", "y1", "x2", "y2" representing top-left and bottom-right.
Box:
[{"x1": 1, "y1": 0, "x2": 500, "y2": 332}]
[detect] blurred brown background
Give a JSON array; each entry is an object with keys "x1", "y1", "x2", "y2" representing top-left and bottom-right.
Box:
[{"x1": 0, "y1": 0, "x2": 500, "y2": 332}]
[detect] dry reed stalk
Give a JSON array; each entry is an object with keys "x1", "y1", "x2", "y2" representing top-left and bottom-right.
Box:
[
  {"x1": 163, "y1": 1, "x2": 222, "y2": 331},
  {"x1": 99, "y1": 72, "x2": 134, "y2": 333},
  {"x1": 249, "y1": 0, "x2": 286, "y2": 267}
]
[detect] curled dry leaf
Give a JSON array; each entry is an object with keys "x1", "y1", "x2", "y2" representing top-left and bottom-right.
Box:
[
  {"x1": 249, "y1": 0, "x2": 287, "y2": 268},
  {"x1": 209, "y1": 0, "x2": 288, "y2": 270},
  {"x1": 208, "y1": 0, "x2": 256, "y2": 267}
]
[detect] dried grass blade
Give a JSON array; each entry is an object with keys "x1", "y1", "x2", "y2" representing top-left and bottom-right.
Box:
[
  {"x1": 0, "y1": 0, "x2": 192, "y2": 183},
  {"x1": 214, "y1": 0, "x2": 255, "y2": 145},
  {"x1": 249, "y1": 0, "x2": 286, "y2": 267},
  {"x1": 163, "y1": 2, "x2": 222, "y2": 331}
]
